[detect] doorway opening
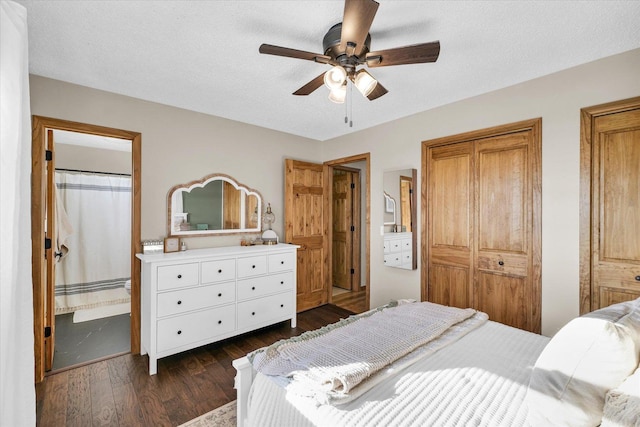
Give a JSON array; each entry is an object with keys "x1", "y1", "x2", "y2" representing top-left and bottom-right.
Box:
[
  {"x1": 31, "y1": 116, "x2": 141, "y2": 382},
  {"x1": 51, "y1": 130, "x2": 133, "y2": 370},
  {"x1": 326, "y1": 154, "x2": 370, "y2": 314}
]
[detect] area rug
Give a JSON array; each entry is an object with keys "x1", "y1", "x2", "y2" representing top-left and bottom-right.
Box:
[
  {"x1": 73, "y1": 302, "x2": 130, "y2": 323},
  {"x1": 179, "y1": 400, "x2": 237, "y2": 427}
]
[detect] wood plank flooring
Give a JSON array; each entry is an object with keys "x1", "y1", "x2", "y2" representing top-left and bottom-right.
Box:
[
  {"x1": 36, "y1": 304, "x2": 354, "y2": 427},
  {"x1": 332, "y1": 288, "x2": 367, "y2": 313}
]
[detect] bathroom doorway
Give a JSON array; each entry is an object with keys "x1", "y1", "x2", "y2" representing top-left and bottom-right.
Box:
[
  {"x1": 31, "y1": 116, "x2": 141, "y2": 381},
  {"x1": 51, "y1": 130, "x2": 132, "y2": 370}
]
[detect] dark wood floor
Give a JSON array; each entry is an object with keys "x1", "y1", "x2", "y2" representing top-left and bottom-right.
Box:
[{"x1": 36, "y1": 304, "x2": 354, "y2": 427}]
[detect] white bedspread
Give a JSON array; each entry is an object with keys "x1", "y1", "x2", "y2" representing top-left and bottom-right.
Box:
[{"x1": 246, "y1": 321, "x2": 550, "y2": 427}]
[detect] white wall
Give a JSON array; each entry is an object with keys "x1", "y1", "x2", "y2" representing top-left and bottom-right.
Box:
[
  {"x1": 29, "y1": 48, "x2": 640, "y2": 337},
  {"x1": 320, "y1": 48, "x2": 640, "y2": 336},
  {"x1": 29, "y1": 75, "x2": 320, "y2": 249}
]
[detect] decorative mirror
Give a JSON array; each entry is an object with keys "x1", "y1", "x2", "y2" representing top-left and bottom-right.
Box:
[
  {"x1": 383, "y1": 192, "x2": 396, "y2": 225},
  {"x1": 167, "y1": 173, "x2": 262, "y2": 236},
  {"x1": 383, "y1": 168, "x2": 417, "y2": 270}
]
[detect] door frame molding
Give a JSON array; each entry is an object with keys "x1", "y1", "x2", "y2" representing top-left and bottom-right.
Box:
[
  {"x1": 31, "y1": 115, "x2": 142, "y2": 382},
  {"x1": 325, "y1": 153, "x2": 370, "y2": 311},
  {"x1": 579, "y1": 96, "x2": 640, "y2": 315}
]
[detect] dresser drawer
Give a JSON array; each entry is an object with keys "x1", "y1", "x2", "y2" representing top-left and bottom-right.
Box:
[
  {"x1": 201, "y1": 258, "x2": 236, "y2": 284},
  {"x1": 388, "y1": 239, "x2": 402, "y2": 253},
  {"x1": 384, "y1": 253, "x2": 402, "y2": 267},
  {"x1": 156, "y1": 305, "x2": 236, "y2": 353},
  {"x1": 237, "y1": 272, "x2": 293, "y2": 301},
  {"x1": 401, "y1": 238, "x2": 412, "y2": 250},
  {"x1": 268, "y1": 252, "x2": 295, "y2": 273},
  {"x1": 237, "y1": 292, "x2": 292, "y2": 330},
  {"x1": 237, "y1": 255, "x2": 268, "y2": 278},
  {"x1": 157, "y1": 282, "x2": 236, "y2": 317},
  {"x1": 157, "y1": 263, "x2": 199, "y2": 291},
  {"x1": 401, "y1": 252, "x2": 412, "y2": 265}
]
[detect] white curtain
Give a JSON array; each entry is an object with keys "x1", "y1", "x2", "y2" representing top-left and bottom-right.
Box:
[
  {"x1": 0, "y1": 1, "x2": 36, "y2": 425},
  {"x1": 55, "y1": 171, "x2": 131, "y2": 313}
]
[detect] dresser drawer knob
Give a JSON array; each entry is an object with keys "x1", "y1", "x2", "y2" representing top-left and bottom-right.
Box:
[
  {"x1": 280, "y1": 304, "x2": 284, "y2": 308},
  {"x1": 177, "y1": 330, "x2": 182, "y2": 335},
  {"x1": 498, "y1": 261, "x2": 504, "y2": 266},
  {"x1": 218, "y1": 320, "x2": 222, "y2": 324},
  {"x1": 177, "y1": 274, "x2": 182, "y2": 279},
  {"x1": 218, "y1": 293, "x2": 222, "y2": 297},
  {"x1": 252, "y1": 265, "x2": 256, "y2": 269},
  {"x1": 281, "y1": 261, "x2": 284, "y2": 265},
  {"x1": 218, "y1": 269, "x2": 222, "y2": 273},
  {"x1": 636, "y1": 276, "x2": 640, "y2": 281},
  {"x1": 251, "y1": 286, "x2": 255, "y2": 290},
  {"x1": 280, "y1": 281, "x2": 284, "y2": 285},
  {"x1": 252, "y1": 312, "x2": 255, "y2": 316},
  {"x1": 177, "y1": 300, "x2": 182, "y2": 305}
]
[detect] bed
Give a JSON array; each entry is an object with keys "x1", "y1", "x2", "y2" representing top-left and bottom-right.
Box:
[{"x1": 233, "y1": 298, "x2": 640, "y2": 427}]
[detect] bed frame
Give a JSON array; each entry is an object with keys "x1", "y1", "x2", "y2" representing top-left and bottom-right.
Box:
[{"x1": 232, "y1": 356, "x2": 254, "y2": 427}]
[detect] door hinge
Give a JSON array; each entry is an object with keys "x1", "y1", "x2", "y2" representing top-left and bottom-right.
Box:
[
  {"x1": 44, "y1": 237, "x2": 52, "y2": 250},
  {"x1": 44, "y1": 326, "x2": 51, "y2": 338},
  {"x1": 409, "y1": 188, "x2": 413, "y2": 194},
  {"x1": 45, "y1": 150, "x2": 53, "y2": 161},
  {"x1": 350, "y1": 183, "x2": 355, "y2": 189},
  {"x1": 350, "y1": 268, "x2": 355, "y2": 274},
  {"x1": 350, "y1": 225, "x2": 355, "y2": 232}
]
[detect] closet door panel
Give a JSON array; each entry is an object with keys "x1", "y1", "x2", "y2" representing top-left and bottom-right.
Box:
[
  {"x1": 427, "y1": 143, "x2": 474, "y2": 308},
  {"x1": 476, "y1": 134, "x2": 529, "y2": 253},
  {"x1": 476, "y1": 271, "x2": 527, "y2": 330},
  {"x1": 429, "y1": 264, "x2": 469, "y2": 308}
]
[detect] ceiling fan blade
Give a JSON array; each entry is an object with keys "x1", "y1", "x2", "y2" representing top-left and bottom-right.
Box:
[
  {"x1": 293, "y1": 73, "x2": 326, "y2": 96},
  {"x1": 366, "y1": 41, "x2": 440, "y2": 67},
  {"x1": 339, "y1": 0, "x2": 379, "y2": 57},
  {"x1": 367, "y1": 81, "x2": 387, "y2": 100},
  {"x1": 259, "y1": 44, "x2": 331, "y2": 64}
]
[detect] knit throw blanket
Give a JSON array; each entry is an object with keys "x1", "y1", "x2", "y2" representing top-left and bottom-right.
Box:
[{"x1": 250, "y1": 301, "x2": 477, "y2": 402}]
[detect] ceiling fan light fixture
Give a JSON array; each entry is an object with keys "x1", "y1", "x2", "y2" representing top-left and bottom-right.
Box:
[
  {"x1": 328, "y1": 83, "x2": 347, "y2": 104},
  {"x1": 354, "y1": 69, "x2": 377, "y2": 97},
  {"x1": 324, "y1": 65, "x2": 347, "y2": 90}
]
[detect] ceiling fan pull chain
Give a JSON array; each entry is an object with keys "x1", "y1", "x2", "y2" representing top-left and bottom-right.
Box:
[{"x1": 349, "y1": 82, "x2": 353, "y2": 128}]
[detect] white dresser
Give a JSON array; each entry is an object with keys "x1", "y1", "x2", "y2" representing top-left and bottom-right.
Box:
[
  {"x1": 383, "y1": 232, "x2": 413, "y2": 269},
  {"x1": 136, "y1": 243, "x2": 298, "y2": 375}
]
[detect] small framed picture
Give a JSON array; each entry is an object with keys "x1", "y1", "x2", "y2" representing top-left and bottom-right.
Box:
[{"x1": 164, "y1": 237, "x2": 180, "y2": 253}]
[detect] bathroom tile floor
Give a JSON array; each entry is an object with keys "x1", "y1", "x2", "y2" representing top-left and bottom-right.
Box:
[{"x1": 52, "y1": 311, "x2": 130, "y2": 371}]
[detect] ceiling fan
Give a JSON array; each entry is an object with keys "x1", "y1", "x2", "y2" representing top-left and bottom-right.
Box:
[{"x1": 258, "y1": 0, "x2": 440, "y2": 103}]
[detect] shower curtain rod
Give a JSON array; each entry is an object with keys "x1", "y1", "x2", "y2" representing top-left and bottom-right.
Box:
[{"x1": 55, "y1": 168, "x2": 131, "y2": 177}]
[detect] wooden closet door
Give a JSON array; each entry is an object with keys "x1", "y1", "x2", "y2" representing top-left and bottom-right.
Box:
[
  {"x1": 426, "y1": 142, "x2": 474, "y2": 309},
  {"x1": 474, "y1": 132, "x2": 534, "y2": 331},
  {"x1": 423, "y1": 119, "x2": 541, "y2": 333},
  {"x1": 590, "y1": 106, "x2": 640, "y2": 309}
]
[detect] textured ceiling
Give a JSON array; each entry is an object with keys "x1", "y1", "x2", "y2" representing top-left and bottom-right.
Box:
[{"x1": 17, "y1": 1, "x2": 640, "y2": 141}]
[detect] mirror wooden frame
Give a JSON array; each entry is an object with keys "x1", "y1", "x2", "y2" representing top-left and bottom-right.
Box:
[{"x1": 167, "y1": 173, "x2": 263, "y2": 237}]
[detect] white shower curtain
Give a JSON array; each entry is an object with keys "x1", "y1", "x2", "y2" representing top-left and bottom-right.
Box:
[
  {"x1": 54, "y1": 171, "x2": 131, "y2": 314},
  {"x1": 0, "y1": 1, "x2": 36, "y2": 425}
]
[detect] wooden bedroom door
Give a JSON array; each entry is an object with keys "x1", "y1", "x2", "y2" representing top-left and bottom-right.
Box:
[
  {"x1": 285, "y1": 159, "x2": 329, "y2": 311},
  {"x1": 581, "y1": 97, "x2": 640, "y2": 312},
  {"x1": 332, "y1": 167, "x2": 360, "y2": 291},
  {"x1": 423, "y1": 119, "x2": 542, "y2": 333}
]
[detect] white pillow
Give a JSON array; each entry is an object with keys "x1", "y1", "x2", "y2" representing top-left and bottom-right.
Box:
[
  {"x1": 601, "y1": 365, "x2": 640, "y2": 427},
  {"x1": 525, "y1": 298, "x2": 640, "y2": 427}
]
